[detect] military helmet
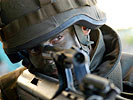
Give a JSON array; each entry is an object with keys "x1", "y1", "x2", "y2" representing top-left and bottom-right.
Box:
[{"x1": 0, "y1": 0, "x2": 106, "y2": 62}]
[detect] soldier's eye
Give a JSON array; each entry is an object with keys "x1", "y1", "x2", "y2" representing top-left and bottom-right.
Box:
[
  {"x1": 82, "y1": 26, "x2": 89, "y2": 31},
  {"x1": 31, "y1": 49, "x2": 39, "y2": 53},
  {"x1": 50, "y1": 34, "x2": 64, "y2": 45},
  {"x1": 82, "y1": 26, "x2": 91, "y2": 35},
  {"x1": 29, "y1": 46, "x2": 41, "y2": 56}
]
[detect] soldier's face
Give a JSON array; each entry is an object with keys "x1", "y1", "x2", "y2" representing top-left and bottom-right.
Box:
[
  {"x1": 28, "y1": 26, "x2": 91, "y2": 76},
  {"x1": 27, "y1": 27, "x2": 77, "y2": 75},
  {"x1": 42, "y1": 27, "x2": 78, "y2": 49}
]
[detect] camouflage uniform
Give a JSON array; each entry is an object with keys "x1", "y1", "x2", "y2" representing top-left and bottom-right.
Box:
[{"x1": 0, "y1": 0, "x2": 132, "y2": 100}]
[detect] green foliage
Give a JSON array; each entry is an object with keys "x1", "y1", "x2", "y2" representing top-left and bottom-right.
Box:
[
  {"x1": 117, "y1": 28, "x2": 133, "y2": 45},
  {"x1": 124, "y1": 35, "x2": 133, "y2": 44}
]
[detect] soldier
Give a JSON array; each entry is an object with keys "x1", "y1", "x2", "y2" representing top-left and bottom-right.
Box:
[{"x1": 0, "y1": 0, "x2": 132, "y2": 100}]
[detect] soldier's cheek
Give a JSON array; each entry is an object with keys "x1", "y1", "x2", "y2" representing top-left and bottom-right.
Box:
[{"x1": 29, "y1": 54, "x2": 45, "y2": 69}]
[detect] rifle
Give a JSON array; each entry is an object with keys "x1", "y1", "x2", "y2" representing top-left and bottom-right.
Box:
[{"x1": 16, "y1": 46, "x2": 122, "y2": 100}]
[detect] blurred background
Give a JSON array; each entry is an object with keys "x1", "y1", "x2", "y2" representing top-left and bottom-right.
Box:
[
  {"x1": 98, "y1": 0, "x2": 133, "y2": 54},
  {"x1": 0, "y1": 42, "x2": 21, "y2": 76},
  {"x1": 0, "y1": 0, "x2": 133, "y2": 76}
]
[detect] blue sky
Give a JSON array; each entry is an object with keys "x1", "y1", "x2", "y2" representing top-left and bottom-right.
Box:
[{"x1": 0, "y1": 42, "x2": 21, "y2": 71}]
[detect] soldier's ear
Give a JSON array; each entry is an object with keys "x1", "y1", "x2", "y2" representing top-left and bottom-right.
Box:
[{"x1": 81, "y1": 26, "x2": 91, "y2": 36}]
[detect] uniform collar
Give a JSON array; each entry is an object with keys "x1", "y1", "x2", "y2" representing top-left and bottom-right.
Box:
[{"x1": 90, "y1": 25, "x2": 122, "y2": 77}]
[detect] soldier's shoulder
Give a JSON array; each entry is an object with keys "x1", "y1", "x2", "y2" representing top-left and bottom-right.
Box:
[
  {"x1": 0, "y1": 66, "x2": 26, "y2": 88},
  {"x1": 0, "y1": 66, "x2": 26, "y2": 100}
]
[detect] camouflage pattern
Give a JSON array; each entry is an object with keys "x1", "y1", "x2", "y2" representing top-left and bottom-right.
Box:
[
  {"x1": 0, "y1": 0, "x2": 132, "y2": 100},
  {"x1": 0, "y1": 25, "x2": 133, "y2": 100},
  {"x1": 0, "y1": 0, "x2": 106, "y2": 54}
]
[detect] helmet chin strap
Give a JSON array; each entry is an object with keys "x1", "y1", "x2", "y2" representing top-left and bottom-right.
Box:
[{"x1": 73, "y1": 25, "x2": 94, "y2": 55}]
